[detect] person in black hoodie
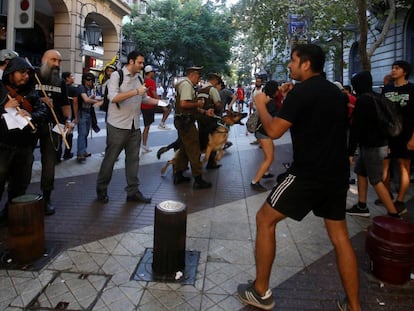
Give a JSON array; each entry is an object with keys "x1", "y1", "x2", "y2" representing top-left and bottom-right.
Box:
[
  {"x1": 0, "y1": 57, "x2": 48, "y2": 220},
  {"x1": 347, "y1": 71, "x2": 401, "y2": 218}
]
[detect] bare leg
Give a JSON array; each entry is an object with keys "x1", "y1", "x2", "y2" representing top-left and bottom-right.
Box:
[
  {"x1": 142, "y1": 125, "x2": 150, "y2": 147},
  {"x1": 396, "y1": 158, "x2": 411, "y2": 202},
  {"x1": 254, "y1": 202, "x2": 286, "y2": 295},
  {"x1": 373, "y1": 181, "x2": 398, "y2": 213},
  {"x1": 253, "y1": 138, "x2": 274, "y2": 183},
  {"x1": 325, "y1": 219, "x2": 361, "y2": 311},
  {"x1": 356, "y1": 175, "x2": 368, "y2": 203}
]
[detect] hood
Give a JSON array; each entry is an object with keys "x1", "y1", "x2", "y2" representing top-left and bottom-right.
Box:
[
  {"x1": 351, "y1": 71, "x2": 372, "y2": 96},
  {"x1": 2, "y1": 57, "x2": 34, "y2": 83}
]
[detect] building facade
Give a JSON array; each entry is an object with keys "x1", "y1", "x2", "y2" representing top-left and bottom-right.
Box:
[{"x1": 0, "y1": 0, "x2": 131, "y2": 82}]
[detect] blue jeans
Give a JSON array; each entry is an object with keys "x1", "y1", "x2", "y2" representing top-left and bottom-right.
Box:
[
  {"x1": 96, "y1": 123, "x2": 141, "y2": 196},
  {"x1": 77, "y1": 109, "x2": 91, "y2": 156}
]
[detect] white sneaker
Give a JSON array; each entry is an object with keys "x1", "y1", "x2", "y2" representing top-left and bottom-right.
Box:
[
  {"x1": 142, "y1": 145, "x2": 152, "y2": 153},
  {"x1": 158, "y1": 123, "x2": 170, "y2": 130}
]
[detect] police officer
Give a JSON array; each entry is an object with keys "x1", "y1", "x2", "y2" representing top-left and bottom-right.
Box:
[{"x1": 173, "y1": 66, "x2": 214, "y2": 189}]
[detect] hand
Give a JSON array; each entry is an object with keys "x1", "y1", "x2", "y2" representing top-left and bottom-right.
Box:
[
  {"x1": 5, "y1": 97, "x2": 19, "y2": 109},
  {"x1": 205, "y1": 108, "x2": 215, "y2": 117},
  {"x1": 136, "y1": 85, "x2": 147, "y2": 96},
  {"x1": 93, "y1": 100, "x2": 104, "y2": 108},
  {"x1": 43, "y1": 97, "x2": 53, "y2": 108},
  {"x1": 279, "y1": 82, "x2": 294, "y2": 97}
]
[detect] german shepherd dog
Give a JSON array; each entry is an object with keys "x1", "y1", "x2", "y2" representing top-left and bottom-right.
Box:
[{"x1": 158, "y1": 110, "x2": 247, "y2": 175}]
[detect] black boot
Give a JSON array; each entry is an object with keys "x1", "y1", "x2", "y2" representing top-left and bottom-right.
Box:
[
  {"x1": 43, "y1": 191, "x2": 56, "y2": 216},
  {"x1": 173, "y1": 171, "x2": 191, "y2": 185},
  {"x1": 193, "y1": 175, "x2": 212, "y2": 189}
]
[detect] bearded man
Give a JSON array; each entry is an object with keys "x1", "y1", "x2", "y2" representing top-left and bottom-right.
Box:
[{"x1": 35, "y1": 49, "x2": 72, "y2": 215}]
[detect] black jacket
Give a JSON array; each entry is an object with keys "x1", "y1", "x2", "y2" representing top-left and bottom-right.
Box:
[
  {"x1": 0, "y1": 57, "x2": 48, "y2": 147},
  {"x1": 349, "y1": 71, "x2": 388, "y2": 155}
]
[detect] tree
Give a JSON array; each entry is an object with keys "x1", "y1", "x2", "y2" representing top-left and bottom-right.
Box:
[
  {"x1": 123, "y1": 0, "x2": 236, "y2": 88},
  {"x1": 232, "y1": 0, "x2": 412, "y2": 76},
  {"x1": 357, "y1": 0, "x2": 410, "y2": 71}
]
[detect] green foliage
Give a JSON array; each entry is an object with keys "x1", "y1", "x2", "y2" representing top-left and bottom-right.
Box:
[{"x1": 123, "y1": 0, "x2": 236, "y2": 85}]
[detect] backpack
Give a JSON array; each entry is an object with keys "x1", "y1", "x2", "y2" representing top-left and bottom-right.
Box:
[
  {"x1": 197, "y1": 85, "x2": 216, "y2": 112},
  {"x1": 100, "y1": 69, "x2": 124, "y2": 112},
  {"x1": 246, "y1": 110, "x2": 261, "y2": 133},
  {"x1": 371, "y1": 93, "x2": 403, "y2": 137}
]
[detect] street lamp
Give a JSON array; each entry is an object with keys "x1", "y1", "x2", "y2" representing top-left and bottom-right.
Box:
[
  {"x1": 85, "y1": 20, "x2": 101, "y2": 48},
  {"x1": 79, "y1": 2, "x2": 101, "y2": 54},
  {"x1": 122, "y1": 39, "x2": 136, "y2": 55}
]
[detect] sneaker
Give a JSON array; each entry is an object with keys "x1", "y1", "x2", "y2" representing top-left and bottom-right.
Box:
[
  {"x1": 223, "y1": 141, "x2": 233, "y2": 150},
  {"x1": 63, "y1": 152, "x2": 74, "y2": 160},
  {"x1": 336, "y1": 297, "x2": 348, "y2": 311},
  {"x1": 142, "y1": 145, "x2": 152, "y2": 153},
  {"x1": 250, "y1": 140, "x2": 259, "y2": 145},
  {"x1": 76, "y1": 155, "x2": 86, "y2": 163},
  {"x1": 374, "y1": 198, "x2": 383, "y2": 206},
  {"x1": 262, "y1": 173, "x2": 274, "y2": 179},
  {"x1": 193, "y1": 177, "x2": 212, "y2": 189},
  {"x1": 237, "y1": 283, "x2": 275, "y2": 310},
  {"x1": 158, "y1": 123, "x2": 170, "y2": 130},
  {"x1": 394, "y1": 201, "x2": 408, "y2": 215},
  {"x1": 251, "y1": 182, "x2": 267, "y2": 192},
  {"x1": 346, "y1": 204, "x2": 370, "y2": 217}
]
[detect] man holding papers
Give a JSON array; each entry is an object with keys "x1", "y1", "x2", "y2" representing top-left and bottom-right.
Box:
[{"x1": 0, "y1": 57, "x2": 48, "y2": 221}]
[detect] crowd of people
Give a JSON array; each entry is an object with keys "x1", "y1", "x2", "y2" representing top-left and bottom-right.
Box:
[{"x1": 0, "y1": 43, "x2": 413, "y2": 311}]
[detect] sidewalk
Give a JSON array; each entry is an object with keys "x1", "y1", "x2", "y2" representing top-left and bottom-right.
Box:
[{"x1": 0, "y1": 112, "x2": 413, "y2": 310}]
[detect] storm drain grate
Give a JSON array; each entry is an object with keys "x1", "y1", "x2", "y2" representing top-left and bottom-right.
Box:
[
  {"x1": 25, "y1": 271, "x2": 111, "y2": 310},
  {"x1": 131, "y1": 248, "x2": 200, "y2": 285}
]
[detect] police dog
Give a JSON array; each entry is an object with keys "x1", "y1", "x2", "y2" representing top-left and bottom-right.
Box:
[
  {"x1": 201, "y1": 110, "x2": 247, "y2": 165},
  {"x1": 159, "y1": 110, "x2": 247, "y2": 174}
]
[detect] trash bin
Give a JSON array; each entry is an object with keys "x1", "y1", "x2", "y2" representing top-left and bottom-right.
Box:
[
  {"x1": 152, "y1": 200, "x2": 187, "y2": 277},
  {"x1": 8, "y1": 194, "x2": 45, "y2": 263},
  {"x1": 366, "y1": 215, "x2": 414, "y2": 285}
]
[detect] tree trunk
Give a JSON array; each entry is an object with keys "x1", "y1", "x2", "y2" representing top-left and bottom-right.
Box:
[{"x1": 356, "y1": 0, "x2": 370, "y2": 71}]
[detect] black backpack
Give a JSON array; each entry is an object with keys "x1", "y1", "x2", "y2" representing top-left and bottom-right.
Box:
[
  {"x1": 371, "y1": 93, "x2": 403, "y2": 137},
  {"x1": 100, "y1": 69, "x2": 124, "y2": 112}
]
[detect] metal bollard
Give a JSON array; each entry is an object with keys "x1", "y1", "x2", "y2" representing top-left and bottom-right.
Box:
[
  {"x1": 8, "y1": 194, "x2": 45, "y2": 263},
  {"x1": 152, "y1": 200, "x2": 187, "y2": 277}
]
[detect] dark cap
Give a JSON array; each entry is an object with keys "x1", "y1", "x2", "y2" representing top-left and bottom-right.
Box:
[
  {"x1": 208, "y1": 72, "x2": 221, "y2": 80},
  {"x1": 186, "y1": 66, "x2": 203, "y2": 73}
]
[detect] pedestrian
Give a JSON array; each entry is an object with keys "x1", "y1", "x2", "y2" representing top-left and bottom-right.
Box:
[
  {"x1": 0, "y1": 57, "x2": 48, "y2": 221},
  {"x1": 173, "y1": 66, "x2": 214, "y2": 188},
  {"x1": 96, "y1": 51, "x2": 161, "y2": 204},
  {"x1": 249, "y1": 77, "x2": 264, "y2": 145},
  {"x1": 346, "y1": 71, "x2": 403, "y2": 218},
  {"x1": 76, "y1": 72, "x2": 103, "y2": 163},
  {"x1": 237, "y1": 44, "x2": 361, "y2": 311},
  {"x1": 141, "y1": 65, "x2": 159, "y2": 153},
  {"x1": 99, "y1": 63, "x2": 117, "y2": 120},
  {"x1": 236, "y1": 83, "x2": 245, "y2": 112},
  {"x1": 216, "y1": 79, "x2": 237, "y2": 114},
  {"x1": 36, "y1": 49, "x2": 73, "y2": 215},
  {"x1": 0, "y1": 49, "x2": 18, "y2": 79},
  {"x1": 250, "y1": 80, "x2": 280, "y2": 192},
  {"x1": 197, "y1": 72, "x2": 223, "y2": 169},
  {"x1": 61, "y1": 71, "x2": 79, "y2": 160},
  {"x1": 379, "y1": 61, "x2": 414, "y2": 212}
]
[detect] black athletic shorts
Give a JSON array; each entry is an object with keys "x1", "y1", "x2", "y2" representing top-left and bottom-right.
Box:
[
  {"x1": 142, "y1": 108, "x2": 155, "y2": 127},
  {"x1": 266, "y1": 173, "x2": 348, "y2": 221}
]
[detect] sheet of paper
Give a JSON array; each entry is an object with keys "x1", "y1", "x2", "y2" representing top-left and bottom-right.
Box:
[
  {"x1": 52, "y1": 123, "x2": 68, "y2": 137},
  {"x1": 157, "y1": 100, "x2": 169, "y2": 107},
  {"x1": 2, "y1": 107, "x2": 30, "y2": 130}
]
